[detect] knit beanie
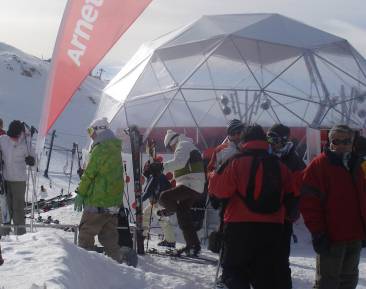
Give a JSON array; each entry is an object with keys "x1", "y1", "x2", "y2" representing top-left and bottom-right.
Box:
[
  {"x1": 7, "y1": 120, "x2": 24, "y2": 138},
  {"x1": 164, "y1": 129, "x2": 179, "y2": 149}
]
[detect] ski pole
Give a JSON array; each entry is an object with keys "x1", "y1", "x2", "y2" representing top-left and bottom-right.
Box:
[
  {"x1": 145, "y1": 202, "x2": 154, "y2": 252},
  {"x1": 213, "y1": 246, "x2": 224, "y2": 289},
  {"x1": 67, "y1": 143, "x2": 76, "y2": 196},
  {"x1": 23, "y1": 124, "x2": 38, "y2": 233}
]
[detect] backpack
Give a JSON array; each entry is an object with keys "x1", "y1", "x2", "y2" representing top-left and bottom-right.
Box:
[{"x1": 237, "y1": 150, "x2": 283, "y2": 214}]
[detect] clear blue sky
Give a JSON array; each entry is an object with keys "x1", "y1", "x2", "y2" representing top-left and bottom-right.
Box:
[{"x1": 0, "y1": 0, "x2": 365, "y2": 72}]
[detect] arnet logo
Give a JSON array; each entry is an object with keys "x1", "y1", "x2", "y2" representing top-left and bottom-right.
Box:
[{"x1": 67, "y1": 0, "x2": 104, "y2": 67}]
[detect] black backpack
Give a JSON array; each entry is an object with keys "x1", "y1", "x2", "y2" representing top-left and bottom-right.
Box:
[{"x1": 237, "y1": 150, "x2": 283, "y2": 214}]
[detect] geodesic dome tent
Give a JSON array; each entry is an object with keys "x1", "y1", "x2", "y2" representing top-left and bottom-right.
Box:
[{"x1": 99, "y1": 13, "x2": 366, "y2": 145}]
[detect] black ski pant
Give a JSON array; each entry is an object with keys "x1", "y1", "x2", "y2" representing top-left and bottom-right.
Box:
[
  {"x1": 222, "y1": 222, "x2": 283, "y2": 289},
  {"x1": 159, "y1": 185, "x2": 201, "y2": 248},
  {"x1": 277, "y1": 221, "x2": 293, "y2": 289}
]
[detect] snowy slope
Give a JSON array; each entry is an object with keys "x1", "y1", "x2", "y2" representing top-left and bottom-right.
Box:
[{"x1": 0, "y1": 42, "x2": 106, "y2": 147}]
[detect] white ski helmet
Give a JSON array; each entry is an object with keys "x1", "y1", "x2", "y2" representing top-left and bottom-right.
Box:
[{"x1": 164, "y1": 129, "x2": 179, "y2": 149}]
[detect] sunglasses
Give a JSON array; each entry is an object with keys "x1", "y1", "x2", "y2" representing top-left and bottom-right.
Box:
[
  {"x1": 87, "y1": 125, "x2": 107, "y2": 136},
  {"x1": 330, "y1": 138, "x2": 352, "y2": 146}
]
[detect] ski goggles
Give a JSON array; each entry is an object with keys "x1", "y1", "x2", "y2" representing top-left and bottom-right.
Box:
[
  {"x1": 87, "y1": 126, "x2": 107, "y2": 136},
  {"x1": 266, "y1": 132, "x2": 287, "y2": 145},
  {"x1": 330, "y1": 138, "x2": 352, "y2": 146}
]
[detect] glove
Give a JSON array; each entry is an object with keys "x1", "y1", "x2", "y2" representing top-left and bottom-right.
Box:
[
  {"x1": 25, "y1": 155, "x2": 35, "y2": 166},
  {"x1": 312, "y1": 233, "x2": 330, "y2": 255},
  {"x1": 74, "y1": 194, "x2": 85, "y2": 212},
  {"x1": 209, "y1": 195, "x2": 221, "y2": 210},
  {"x1": 131, "y1": 201, "x2": 136, "y2": 209},
  {"x1": 77, "y1": 168, "x2": 84, "y2": 178}
]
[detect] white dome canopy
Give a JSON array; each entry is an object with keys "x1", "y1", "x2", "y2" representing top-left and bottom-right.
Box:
[{"x1": 99, "y1": 13, "x2": 366, "y2": 145}]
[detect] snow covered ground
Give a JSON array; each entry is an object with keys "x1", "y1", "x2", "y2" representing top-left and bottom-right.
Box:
[{"x1": 1, "y1": 202, "x2": 366, "y2": 289}]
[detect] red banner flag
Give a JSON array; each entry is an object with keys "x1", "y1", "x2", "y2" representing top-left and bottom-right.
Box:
[{"x1": 39, "y1": 0, "x2": 152, "y2": 136}]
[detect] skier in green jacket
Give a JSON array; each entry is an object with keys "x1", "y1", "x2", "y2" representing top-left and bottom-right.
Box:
[{"x1": 75, "y1": 117, "x2": 124, "y2": 263}]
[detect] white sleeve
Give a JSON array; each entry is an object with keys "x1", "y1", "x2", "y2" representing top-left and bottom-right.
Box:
[
  {"x1": 163, "y1": 142, "x2": 190, "y2": 173},
  {"x1": 215, "y1": 142, "x2": 238, "y2": 167}
]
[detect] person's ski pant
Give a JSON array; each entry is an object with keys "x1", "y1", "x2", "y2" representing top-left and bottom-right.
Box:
[
  {"x1": 142, "y1": 202, "x2": 176, "y2": 243},
  {"x1": 313, "y1": 240, "x2": 362, "y2": 289},
  {"x1": 78, "y1": 211, "x2": 121, "y2": 263},
  {"x1": 159, "y1": 185, "x2": 201, "y2": 247},
  {"x1": 222, "y1": 222, "x2": 283, "y2": 289},
  {"x1": 4, "y1": 181, "x2": 26, "y2": 235},
  {"x1": 277, "y1": 221, "x2": 293, "y2": 289}
]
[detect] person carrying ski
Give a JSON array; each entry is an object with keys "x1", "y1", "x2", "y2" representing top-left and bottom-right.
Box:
[
  {"x1": 142, "y1": 156, "x2": 176, "y2": 248},
  {"x1": 209, "y1": 124, "x2": 294, "y2": 289},
  {"x1": 75, "y1": 118, "x2": 130, "y2": 264},
  {"x1": 158, "y1": 129, "x2": 205, "y2": 256},
  {"x1": 267, "y1": 124, "x2": 306, "y2": 289},
  {"x1": 0, "y1": 120, "x2": 35, "y2": 236},
  {"x1": 300, "y1": 125, "x2": 366, "y2": 289}
]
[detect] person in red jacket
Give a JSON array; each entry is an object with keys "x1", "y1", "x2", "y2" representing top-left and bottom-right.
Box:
[
  {"x1": 209, "y1": 124, "x2": 294, "y2": 289},
  {"x1": 300, "y1": 124, "x2": 366, "y2": 289}
]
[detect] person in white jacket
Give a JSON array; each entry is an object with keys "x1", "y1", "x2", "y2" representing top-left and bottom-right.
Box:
[
  {"x1": 0, "y1": 120, "x2": 35, "y2": 235},
  {"x1": 158, "y1": 129, "x2": 205, "y2": 256}
]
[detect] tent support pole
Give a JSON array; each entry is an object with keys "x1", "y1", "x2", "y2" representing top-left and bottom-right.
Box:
[{"x1": 179, "y1": 89, "x2": 208, "y2": 148}]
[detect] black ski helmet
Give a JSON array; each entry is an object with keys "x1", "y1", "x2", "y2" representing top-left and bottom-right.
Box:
[
  {"x1": 227, "y1": 119, "x2": 244, "y2": 136},
  {"x1": 7, "y1": 120, "x2": 24, "y2": 138}
]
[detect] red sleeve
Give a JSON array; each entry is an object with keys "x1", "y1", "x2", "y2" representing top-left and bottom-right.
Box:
[
  {"x1": 299, "y1": 157, "x2": 327, "y2": 234},
  {"x1": 208, "y1": 159, "x2": 238, "y2": 199},
  {"x1": 207, "y1": 150, "x2": 217, "y2": 173}
]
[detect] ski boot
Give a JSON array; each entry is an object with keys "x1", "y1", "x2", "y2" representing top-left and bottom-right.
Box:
[
  {"x1": 120, "y1": 246, "x2": 138, "y2": 267},
  {"x1": 157, "y1": 240, "x2": 176, "y2": 248},
  {"x1": 176, "y1": 244, "x2": 201, "y2": 257},
  {"x1": 44, "y1": 216, "x2": 52, "y2": 224}
]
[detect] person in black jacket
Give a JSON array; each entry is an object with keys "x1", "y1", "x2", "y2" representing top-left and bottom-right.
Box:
[
  {"x1": 267, "y1": 124, "x2": 306, "y2": 289},
  {"x1": 142, "y1": 157, "x2": 176, "y2": 248}
]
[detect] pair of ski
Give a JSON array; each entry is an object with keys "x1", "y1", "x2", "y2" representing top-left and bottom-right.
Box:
[
  {"x1": 147, "y1": 247, "x2": 218, "y2": 266},
  {"x1": 36, "y1": 215, "x2": 60, "y2": 225},
  {"x1": 24, "y1": 194, "x2": 75, "y2": 214}
]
